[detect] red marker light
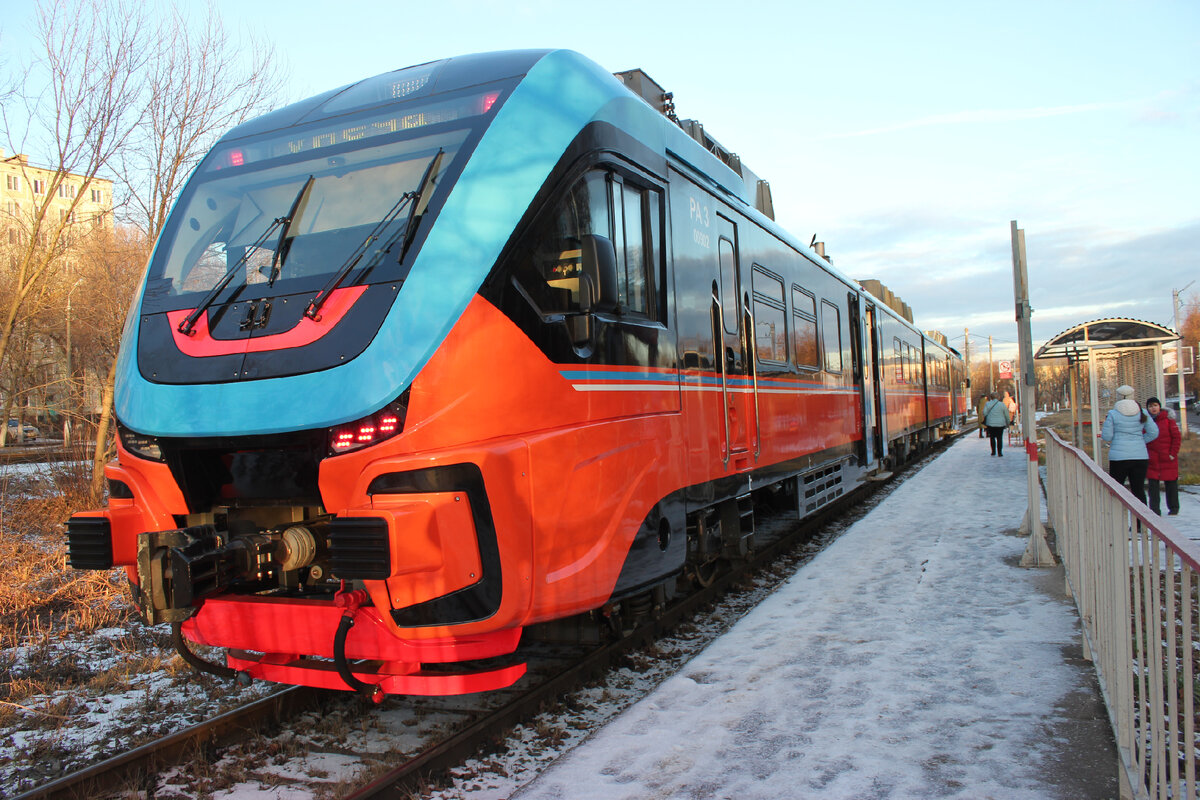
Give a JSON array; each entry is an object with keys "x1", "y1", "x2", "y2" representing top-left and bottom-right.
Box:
[
  {"x1": 481, "y1": 92, "x2": 500, "y2": 113},
  {"x1": 326, "y1": 396, "x2": 408, "y2": 456},
  {"x1": 229, "y1": 150, "x2": 244, "y2": 167}
]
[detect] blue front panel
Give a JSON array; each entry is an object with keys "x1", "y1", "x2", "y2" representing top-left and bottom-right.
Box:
[{"x1": 115, "y1": 51, "x2": 675, "y2": 438}]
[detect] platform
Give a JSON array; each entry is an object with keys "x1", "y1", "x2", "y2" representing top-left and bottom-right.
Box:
[{"x1": 514, "y1": 435, "x2": 1132, "y2": 799}]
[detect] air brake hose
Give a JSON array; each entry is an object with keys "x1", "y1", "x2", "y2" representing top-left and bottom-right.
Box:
[
  {"x1": 171, "y1": 621, "x2": 236, "y2": 680},
  {"x1": 333, "y1": 585, "x2": 384, "y2": 702}
]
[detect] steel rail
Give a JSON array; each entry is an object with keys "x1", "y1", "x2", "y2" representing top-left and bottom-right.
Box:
[
  {"x1": 18, "y1": 432, "x2": 963, "y2": 800},
  {"x1": 11, "y1": 685, "x2": 322, "y2": 800}
]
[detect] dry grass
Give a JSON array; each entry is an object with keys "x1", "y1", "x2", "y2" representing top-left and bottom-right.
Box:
[{"x1": 0, "y1": 462, "x2": 136, "y2": 707}]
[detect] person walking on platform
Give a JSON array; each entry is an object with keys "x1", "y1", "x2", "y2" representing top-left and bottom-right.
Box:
[
  {"x1": 982, "y1": 392, "x2": 1010, "y2": 456},
  {"x1": 1145, "y1": 396, "x2": 1181, "y2": 516},
  {"x1": 976, "y1": 393, "x2": 989, "y2": 438},
  {"x1": 1002, "y1": 390, "x2": 1018, "y2": 431},
  {"x1": 1101, "y1": 385, "x2": 1158, "y2": 506}
]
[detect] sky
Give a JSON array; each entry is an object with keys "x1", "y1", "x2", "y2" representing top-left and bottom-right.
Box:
[{"x1": 4, "y1": 0, "x2": 1198, "y2": 360}]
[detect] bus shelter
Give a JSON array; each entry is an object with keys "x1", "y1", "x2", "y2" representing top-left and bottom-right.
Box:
[{"x1": 1034, "y1": 318, "x2": 1179, "y2": 464}]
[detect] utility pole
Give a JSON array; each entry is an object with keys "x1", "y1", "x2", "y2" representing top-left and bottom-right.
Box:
[
  {"x1": 1174, "y1": 282, "x2": 1194, "y2": 438},
  {"x1": 988, "y1": 336, "x2": 994, "y2": 393},
  {"x1": 964, "y1": 327, "x2": 971, "y2": 396},
  {"x1": 1012, "y1": 220, "x2": 1053, "y2": 567}
]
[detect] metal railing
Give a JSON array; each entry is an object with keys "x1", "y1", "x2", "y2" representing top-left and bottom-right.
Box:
[{"x1": 1044, "y1": 429, "x2": 1198, "y2": 799}]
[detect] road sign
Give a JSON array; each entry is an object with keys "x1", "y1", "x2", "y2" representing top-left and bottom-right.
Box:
[
  {"x1": 998, "y1": 360, "x2": 1013, "y2": 380},
  {"x1": 1164, "y1": 345, "x2": 1194, "y2": 375}
]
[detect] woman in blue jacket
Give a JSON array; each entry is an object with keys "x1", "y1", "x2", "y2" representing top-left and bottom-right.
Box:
[{"x1": 1101, "y1": 385, "x2": 1159, "y2": 505}]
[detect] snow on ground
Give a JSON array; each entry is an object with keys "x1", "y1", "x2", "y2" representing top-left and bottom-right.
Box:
[{"x1": 506, "y1": 436, "x2": 1090, "y2": 800}]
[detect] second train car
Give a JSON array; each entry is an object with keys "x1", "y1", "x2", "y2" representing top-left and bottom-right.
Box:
[{"x1": 68, "y1": 50, "x2": 967, "y2": 697}]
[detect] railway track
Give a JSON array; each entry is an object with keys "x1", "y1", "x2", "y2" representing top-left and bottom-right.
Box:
[
  {"x1": 345, "y1": 437, "x2": 962, "y2": 799},
  {"x1": 15, "y1": 434, "x2": 961, "y2": 800}
]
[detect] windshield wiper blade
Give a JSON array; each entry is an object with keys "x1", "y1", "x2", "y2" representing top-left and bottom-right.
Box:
[
  {"x1": 177, "y1": 177, "x2": 317, "y2": 336},
  {"x1": 305, "y1": 149, "x2": 444, "y2": 321},
  {"x1": 268, "y1": 174, "x2": 315, "y2": 286},
  {"x1": 395, "y1": 148, "x2": 445, "y2": 266}
]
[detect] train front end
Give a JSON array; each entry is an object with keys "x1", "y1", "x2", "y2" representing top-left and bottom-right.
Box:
[{"x1": 66, "y1": 50, "x2": 629, "y2": 697}]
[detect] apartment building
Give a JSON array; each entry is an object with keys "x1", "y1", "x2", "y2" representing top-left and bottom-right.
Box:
[{"x1": 1, "y1": 147, "x2": 114, "y2": 241}]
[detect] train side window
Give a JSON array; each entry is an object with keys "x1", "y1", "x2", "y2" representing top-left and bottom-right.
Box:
[
  {"x1": 893, "y1": 337, "x2": 902, "y2": 381},
  {"x1": 792, "y1": 286, "x2": 818, "y2": 370},
  {"x1": 752, "y1": 266, "x2": 787, "y2": 365},
  {"x1": 821, "y1": 301, "x2": 842, "y2": 373},
  {"x1": 718, "y1": 239, "x2": 738, "y2": 334}
]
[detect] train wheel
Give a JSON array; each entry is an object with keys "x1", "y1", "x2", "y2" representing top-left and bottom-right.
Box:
[
  {"x1": 686, "y1": 510, "x2": 723, "y2": 587},
  {"x1": 690, "y1": 556, "x2": 721, "y2": 588}
]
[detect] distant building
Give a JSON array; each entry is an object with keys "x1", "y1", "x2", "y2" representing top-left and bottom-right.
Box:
[
  {"x1": 0, "y1": 147, "x2": 114, "y2": 244},
  {"x1": 0, "y1": 148, "x2": 116, "y2": 437}
]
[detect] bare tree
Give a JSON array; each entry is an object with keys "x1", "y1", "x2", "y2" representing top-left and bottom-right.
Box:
[
  {"x1": 2, "y1": 0, "x2": 285, "y2": 493},
  {"x1": 79, "y1": 0, "x2": 285, "y2": 493},
  {"x1": 0, "y1": 0, "x2": 150, "y2": 448},
  {"x1": 123, "y1": 1, "x2": 285, "y2": 242},
  {"x1": 68, "y1": 225, "x2": 150, "y2": 494}
]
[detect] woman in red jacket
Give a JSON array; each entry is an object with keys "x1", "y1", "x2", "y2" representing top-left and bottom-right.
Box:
[{"x1": 1145, "y1": 397, "x2": 1181, "y2": 516}]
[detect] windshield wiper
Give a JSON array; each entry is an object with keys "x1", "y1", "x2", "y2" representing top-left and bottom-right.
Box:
[
  {"x1": 177, "y1": 177, "x2": 316, "y2": 336},
  {"x1": 305, "y1": 149, "x2": 444, "y2": 320},
  {"x1": 268, "y1": 174, "x2": 315, "y2": 286}
]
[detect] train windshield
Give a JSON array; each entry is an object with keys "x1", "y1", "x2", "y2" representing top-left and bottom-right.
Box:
[{"x1": 145, "y1": 87, "x2": 502, "y2": 308}]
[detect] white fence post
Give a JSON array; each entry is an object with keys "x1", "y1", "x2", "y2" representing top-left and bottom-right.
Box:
[{"x1": 1044, "y1": 429, "x2": 1198, "y2": 800}]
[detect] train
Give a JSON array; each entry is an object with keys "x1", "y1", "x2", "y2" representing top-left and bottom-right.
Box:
[{"x1": 67, "y1": 50, "x2": 968, "y2": 699}]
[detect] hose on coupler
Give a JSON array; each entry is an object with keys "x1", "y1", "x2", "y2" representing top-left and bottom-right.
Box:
[
  {"x1": 172, "y1": 621, "x2": 236, "y2": 679},
  {"x1": 333, "y1": 585, "x2": 384, "y2": 702}
]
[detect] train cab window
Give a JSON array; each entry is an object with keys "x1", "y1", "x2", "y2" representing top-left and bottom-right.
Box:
[
  {"x1": 792, "y1": 286, "x2": 818, "y2": 370},
  {"x1": 752, "y1": 267, "x2": 787, "y2": 365},
  {"x1": 821, "y1": 301, "x2": 842, "y2": 373},
  {"x1": 510, "y1": 167, "x2": 661, "y2": 320},
  {"x1": 510, "y1": 171, "x2": 608, "y2": 315}
]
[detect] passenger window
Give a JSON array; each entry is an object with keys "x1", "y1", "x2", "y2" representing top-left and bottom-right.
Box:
[
  {"x1": 718, "y1": 235, "x2": 738, "y2": 334},
  {"x1": 792, "y1": 287, "x2": 818, "y2": 370},
  {"x1": 752, "y1": 267, "x2": 787, "y2": 364},
  {"x1": 821, "y1": 301, "x2": 842, "y2": 373},
  {"x1": 894, "y1": 338, "x2": 903, "y2": 381}
]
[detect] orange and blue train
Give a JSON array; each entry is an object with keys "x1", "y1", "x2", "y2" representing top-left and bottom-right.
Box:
[{"x1": 68, "y1": 50, "x2": 967, "y2": 698}]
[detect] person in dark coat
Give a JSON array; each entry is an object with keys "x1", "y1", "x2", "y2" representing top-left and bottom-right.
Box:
[
  {"x1": 1145, "y1": 397, "x2": 1181, "y2": 516},
  {"x1": 976, "y1": 393, "x2": 989, "y2": 438},
  {"x1": 982, "y1": 393, "x2": 1010, "y2": 456}
]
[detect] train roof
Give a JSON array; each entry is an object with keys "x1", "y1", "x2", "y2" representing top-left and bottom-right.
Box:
[{"x1": 223, "y1": 51, "x2": 553, "y2": 141}]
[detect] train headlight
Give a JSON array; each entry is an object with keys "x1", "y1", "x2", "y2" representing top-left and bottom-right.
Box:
[
  {"x1": 327, "y1": 394, "x2": 408, "y2": 456},
  {"x1": 118, "y1": 425, "x2": 165, "y2": 462}
]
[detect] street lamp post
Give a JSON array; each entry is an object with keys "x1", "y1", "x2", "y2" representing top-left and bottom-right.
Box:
[
  {"x1": 1174, "y1": 281, "x2": 1194, "y2": 438},
  {"x1": 64, "y1": 278, "x2": 82, "y2": 448}
]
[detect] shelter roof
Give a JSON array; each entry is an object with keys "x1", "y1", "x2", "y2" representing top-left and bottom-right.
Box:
[{"x1": 1035, "y1": 318, "x2": 1179, "y2": 361}]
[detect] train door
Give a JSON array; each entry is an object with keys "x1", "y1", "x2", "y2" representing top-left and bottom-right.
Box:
[
  {"x1": 868, "y1": 307, "x2": 889, "y2": 466},
  {"x1": 714, "y1": 215, "x2": 757, "y2": 465},
  {"x1": 855, "y1": 299, "x2": 881, "y2": 469}
]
